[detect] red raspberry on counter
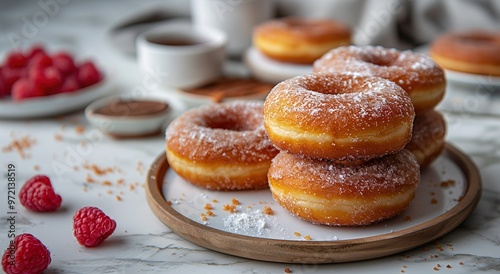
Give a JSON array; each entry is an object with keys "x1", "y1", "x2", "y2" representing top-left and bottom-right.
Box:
[
  {"x1": 73, "y1": 206, "x2": 117, "y2": 247},
  {"x1": 19, "y1": 175, "x2": 62, "y2": 212},
  {"x1": 1, "y1": 233, "x2": 51, "y2": 274}
]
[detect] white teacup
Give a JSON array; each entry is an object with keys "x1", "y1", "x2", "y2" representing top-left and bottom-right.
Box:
[
  {"x1": 191, "y1": 0, "x2": 275, "y2": 57},
  {"x1": 136, "y1": 21, "x2": 227, "y2": 89}
]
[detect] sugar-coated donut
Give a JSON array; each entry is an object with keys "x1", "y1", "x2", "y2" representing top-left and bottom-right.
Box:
[
  {"x1": 405, "y1": 110, "x2": 446, "y2": 168},
  {"x1": 165, "y1": 101, "x2": 279, "y2": 190},
  {"x1": 268, "y1": 150, "x2": 420, "y2": 226},
  {"x1": 430, "y1": 31, "x2": 500, "y2": 76},
  {"x1": 313, "y1": 46, "x2": 446, "y2": 114},
  {"x1": 253, "y1": 17, "x2": 351, "y2": 64},
  {"x1": 263, "y1": 72, "x2": 415, "y2": 163}
]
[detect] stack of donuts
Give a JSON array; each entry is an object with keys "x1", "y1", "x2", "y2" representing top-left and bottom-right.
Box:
[
  {"x1": 265, "y1": 45, "x2": 447, "y2": 226},
  {"x1": 314, "y1": 45, "x2": 447, "y2": 168}
]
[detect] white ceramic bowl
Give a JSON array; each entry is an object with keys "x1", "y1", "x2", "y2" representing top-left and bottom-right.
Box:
[{"x1": 85, "y1": 94, "x2": 174, "y2": 138}]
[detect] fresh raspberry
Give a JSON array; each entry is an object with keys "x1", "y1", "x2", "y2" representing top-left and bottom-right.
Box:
[
  {"x1": 2, "y1": 67, "x2": 23, "y2": 91},
  {"x1": 60, "y1": 74, "x2": 80, "y2": 93},
  {"x1": 26, "y1": 44, "x2": 46, "y2": 59},
  {"x1": 5, "y1": 51, "x2": 28, "y2": 68},
  {"x1": 1, "y1": 233, "x2": 51, "y2": 274},
  {"x1": 29, "y1": 65, "x2": 63, "y2": 91},
  {"x1": 19, "y1": 175, "x2": 62, "y2": 212},
  {"x1": 28, "y1": 52, "x2": 52, "y2": 68},
  {"x1": 52, "y1": 51, "x2": 76, "y2": 75},
  {"x1": 73, "y1": 206, "x2": 116, "y2": 247},
  {"x1": 0, "y1": 76, "x2": 9, "y2": 97},
  {"x1": 11, "y1": 78, "x2": 45, "y2": 101},
  {"x1": 77, "y1": 61, "x2": 101, "y2": 88}
]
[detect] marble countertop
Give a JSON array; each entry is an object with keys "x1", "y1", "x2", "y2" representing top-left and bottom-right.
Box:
[{"x1": 1, "y1": 1, "x2": 500, "y2": 273}]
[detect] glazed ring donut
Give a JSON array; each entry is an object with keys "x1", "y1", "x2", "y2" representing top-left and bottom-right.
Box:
[
  {"x1": 165, "y1": 101, "x2": 279, "y2": 190},
  {"x1": 263, "y1": 72, "x2": 415, "y2": 163},
  {"x1": 268, "y1": 150, "x2": 420, "y2": 226},
  {"x1": 405, "y1": 110, "x2": 446, "y2": 168},
  {"x1": 253, "y1": 17, "x2": 351, "y2": 64},
  {"x1": 313, "y1": 46, "x2": 446, "y2": 114},
  {"x1": 430, "y1": 31, "x2": 500, "y2": 76}
]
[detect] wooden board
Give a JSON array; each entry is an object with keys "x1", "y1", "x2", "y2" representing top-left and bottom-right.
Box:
[{"x1": 145, "y1": 143, "x2": 481, "y2": 264}]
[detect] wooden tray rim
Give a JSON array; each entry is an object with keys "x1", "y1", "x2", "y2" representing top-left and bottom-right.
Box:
[{"x1": 145, "y1": 143, "x2": 482, "y2": 264}]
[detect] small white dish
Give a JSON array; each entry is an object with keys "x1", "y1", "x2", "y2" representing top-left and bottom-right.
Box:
[
  {"x1": 0, "y1": 76, "x2": 114, "y2": 119},
  {"x1": 85, "y1": 94, "x2": 174, "y2": 138},
  {"x1": 244, "y1": 46, "x2": 313, "y2": 84}
]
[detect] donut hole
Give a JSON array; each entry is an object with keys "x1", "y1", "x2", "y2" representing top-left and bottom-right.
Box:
[
  {"x1": 303, "y1": 74, "x2": 372, "y2": 96},
  {"x1": 457, "y1": 33, "x2": 496, "y2": 44},
  {"x1": 202, "y1": 111, "x2": 259, "y2": 132},
  {"x1": 205, "y1": 119, "x2": 248, "y2": 131},
  {"x1": 362, "y1": 56, "x2": 394, "y2": 67}
]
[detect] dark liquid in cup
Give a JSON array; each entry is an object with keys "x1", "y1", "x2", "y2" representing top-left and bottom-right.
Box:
[{"x1": 149, "y1": 37, "x2": 207, "y2": 46}]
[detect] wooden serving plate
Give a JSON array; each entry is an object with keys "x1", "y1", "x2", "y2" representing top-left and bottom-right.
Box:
[{"x1": 145, "y1": 143, "x2": 481, "y2": 264}]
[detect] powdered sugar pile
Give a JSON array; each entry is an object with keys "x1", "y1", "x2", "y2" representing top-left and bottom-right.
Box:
[{"x1": 223, "y1": 209, "x2": 274, "y2": 236}]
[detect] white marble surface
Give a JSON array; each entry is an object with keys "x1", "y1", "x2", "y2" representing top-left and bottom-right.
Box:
[{"x1": 1, "y1": 1, "x2": 500, "y2": 273}]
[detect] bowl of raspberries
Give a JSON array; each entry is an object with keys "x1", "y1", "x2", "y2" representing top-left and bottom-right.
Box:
[{"x1": 0, "y1": 44, "x2": 113, "y2": 118}]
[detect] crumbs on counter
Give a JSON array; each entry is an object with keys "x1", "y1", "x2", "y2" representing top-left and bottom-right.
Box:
[
  {"x1": 136, "y1": 161, "x2": 145, "y2": 175},
  {"x1": 2, "y1": 133, "x2": 37, "y2": 159},
  {"x1": 75, "y1": 125, "x2": 86, "y2": 134},
  {"x1": 284, "y1": 267, "x2": 292, "y2": 273},
  {"x1": 303, "y1": 235, "x2": 311, "y2": 240},
  {"x1": 83, "y1": 162, "x2": 116, "y2": 175},
  {"x1": 54, "y1": 133, "x2": 63, "y2": 141},
  {"x1": 231, "y1": 198, "x2": 240, "y2": 205}
]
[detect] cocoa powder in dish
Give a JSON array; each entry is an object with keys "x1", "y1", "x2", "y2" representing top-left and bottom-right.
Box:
[{"x1": 93, "y1": 99, "x2": 169, "y2": 117}]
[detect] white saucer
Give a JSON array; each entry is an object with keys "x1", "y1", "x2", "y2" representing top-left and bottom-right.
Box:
[
  {"x1": 445, "y1": 69, "x2": 500, "y2": 87},
  {"x1": 243, "y1": 47, "x2": 313, "y2": 84}
]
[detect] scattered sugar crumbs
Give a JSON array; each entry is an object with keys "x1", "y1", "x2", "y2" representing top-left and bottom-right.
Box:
[
  {"x1": 262, "y1": 206, "x2": 274, "y2": 216},
  {"x1": 440, "y1": 179, "x2": 455, "y2": 188},
  {"x1": 80, "y1": 161, "x2": 142, "y2": 202},
  {"x1": 222, "y1": 204, "x2": 237, "y2": 214},
  {"x1": 2, "y1": 133, "x2": 37, "y2": 159}
]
